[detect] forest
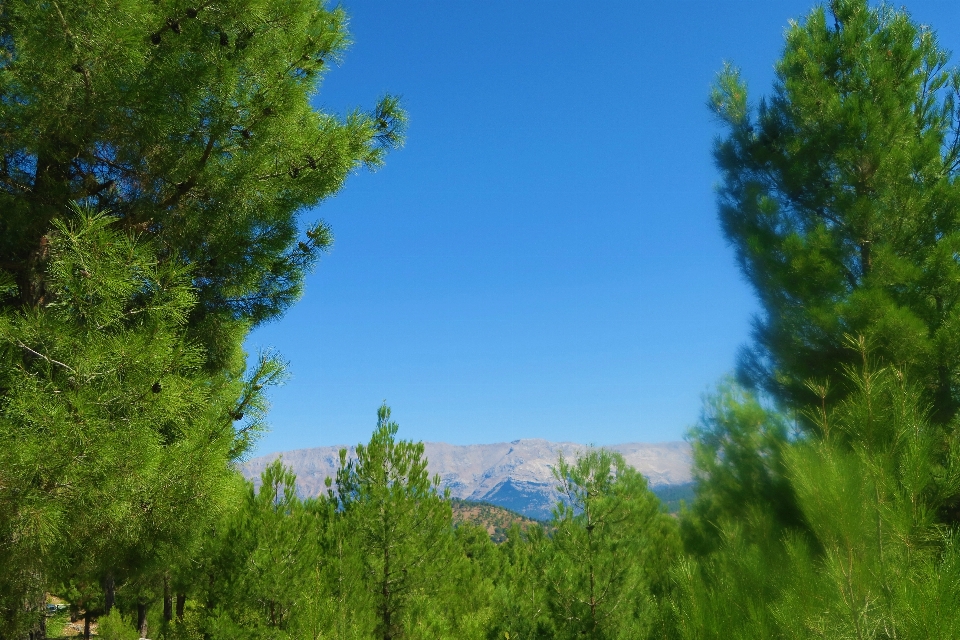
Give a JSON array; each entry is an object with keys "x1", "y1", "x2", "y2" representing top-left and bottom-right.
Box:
[{"x1": 4, "y1": 0, "x2": 960, "y2": 638}]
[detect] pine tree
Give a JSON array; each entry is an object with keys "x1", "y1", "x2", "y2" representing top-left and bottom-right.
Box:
[
  {"x1": 409, "y1": 524, "x2": 498, "y2": 639},
  {"x1": 311, "y1": 488, "x2": 371, "y2": 640},
  {"x1": 487, "y1": 523, "x2": 555, "y2": 640},
  {"x1": 674, "y1": 2, "x2": 960, "y2": 636},
  {"x1": 674, "y1": 358, "x2": 960, "y2": 639},
  {"x1": 680, "y1": 379, "x2": 802, "y2": 554},
  {"x1": 712, "y1": 0, "x2": 960, "y2": 423},
  {"x1": 0, "y1": 1, "x2": 403, "y2": 632},
  {"x1": 201, "y1": 459, "x2": 321, "y2": 640},
  {"x1": 0, "y1": 210, "x2": 272, "y2": 637},
  {"x1": 0, "y1": 1, "x2": 404, "y2": 367},
  {"x1": 547, "y1": 449, "x2": 679, "y2": 640},
  {"x1": 334, "y1": 404, "x2": 455, "y2": 640}
]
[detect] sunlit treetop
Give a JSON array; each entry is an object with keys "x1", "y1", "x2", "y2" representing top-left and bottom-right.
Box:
[{"x1": 0, "y1": 0, "x2": 404, "y2": 367}]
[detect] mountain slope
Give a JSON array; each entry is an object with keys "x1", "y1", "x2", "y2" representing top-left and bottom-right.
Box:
[
  {"x1": 451, "y1": 499, "x2": 541, "y2": 542},
  {"x1": 241, "y1": 439, "x2": 692, "y2": 520}
]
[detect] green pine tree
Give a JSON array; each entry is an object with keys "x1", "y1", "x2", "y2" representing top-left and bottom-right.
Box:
[
  {"x1": 674, "y1": 2, "x2": 960, "y2": 637},
  {"x1": 674, "y1": 358, "x2": 960, "y2": 639},
  {"x1": 487, "y1": 522, "x2": 555, "y2": 640},
  {"x1": 0, "y1": 209, "x2": 274, "y2": 638},
  {"x1": 335, "y1": 404, "x2": 455, "y2": 640},
  {"x1": 547, "y1": 449, "x2": 679, "y2": 640},
  {"x1": 201, "y1": 459, "x2": 321, "y2": 640},
  {"x1": 680, "y1": 378, "x2": 802, "y2": 555},
  {"x1": 0, "y1": 0, "x2": 404, "y2": 632},
  {"x1": 0, "y1": 1, "x2": 404, "y2": 367},
  {"x1": 712, "y1": 0, "x2": 960, "y2": 423}
]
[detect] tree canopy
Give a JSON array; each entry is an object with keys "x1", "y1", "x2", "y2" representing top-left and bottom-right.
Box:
[
  {"x1": 18, "y1": 0, "x2": 960, "y2": 639},
  {"x1": 0, "y1": 1, "x2": 404, "y2": 636},
  {"x1": 670, "y1": 2, "x2": 960, "y2": 637},
  {"x1": 712, "y1": 0, "x2": 960, "y2": 423},
  {"x1": 0, "y1": 0, "x2": 404, "y2": 365}
]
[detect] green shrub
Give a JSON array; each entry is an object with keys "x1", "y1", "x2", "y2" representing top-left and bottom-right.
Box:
[{"x1": 97, "y1": 610, "x2": 139, "y2": 640}]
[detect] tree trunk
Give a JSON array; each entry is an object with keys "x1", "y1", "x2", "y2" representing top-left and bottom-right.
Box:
[
  {"x1": 163, "y1": 575, "x2": 172, "y2": 622},
  {"x1": 28, "y1": 592, "x2": 47, "y2": 640},
  {"x1": 176, "y1": 594, "x2": 185, "y2": 621},
  {"x1": 103, "y1": 574, "x2": 115, "y2": 616},
  {"x1": 381, "y1": 543, "x2": 391, "y2": 640},
  {"x1": 17, "y1": 147, "x2": 75, "y2": 309},
  {"x1": 36, "y1": 609, "x2": 46, "y2": 640},
  {"x1": 587, "y1": 507, "x2": 597, "y2": 635},
  {"x1": 83, "y1": 611, "x2": 90, "y2": 640},
  {"x1": 137, "y1": 602, "x2": 147, "y2": 638}
]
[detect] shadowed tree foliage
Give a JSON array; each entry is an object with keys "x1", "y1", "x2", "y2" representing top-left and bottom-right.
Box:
[
  {"x1": 681, "y1": 379, "x2": 803, "y2": 555},
  {"x1": 712, "y1": 0, "x2": 960, "y2": 424},
  {"x1": 670, "y1": 3, "x2": 960, "y2": 637}
]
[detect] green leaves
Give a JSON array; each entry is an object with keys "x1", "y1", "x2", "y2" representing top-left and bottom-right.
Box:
[
  {"x1": 0, "y1": 1, "x2": 408, "y2": 635},
  {"x1": 549, "y1": 449, "x2": 678, "y2": 639},
  {"x1": 335, "y1": 403, "x2": 455, "y2": 639},
  {"x1": 683, "y1": 6, "x2": 960, "y2": 632},
  {"x1": 676, "y1": 358, "x2": 960, "y2": 639},
  {"x1": 709, "y1": 63, "x2": 748, "y2": 126}
]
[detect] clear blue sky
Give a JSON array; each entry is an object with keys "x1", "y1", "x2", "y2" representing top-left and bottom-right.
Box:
[{"x1": 248, "y1": 1, "x2": 960, "y2": 455}]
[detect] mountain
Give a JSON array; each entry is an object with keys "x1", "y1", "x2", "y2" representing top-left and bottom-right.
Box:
[{"x1": 240, "y1": 439, "x2": 693, "y2": 520}]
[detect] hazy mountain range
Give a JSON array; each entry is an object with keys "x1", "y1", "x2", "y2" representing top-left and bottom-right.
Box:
[{"x1": 241, "y1": 439, "x2": 694, "y2": 520}]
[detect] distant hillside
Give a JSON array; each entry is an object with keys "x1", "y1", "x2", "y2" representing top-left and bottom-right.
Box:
[
  {"x1": 652, "y1": 482, "x2": 696, "y2": 513},
  {"x1": 451, "y1": 499, "x2": 541, "y2": 543},
  {"x1": 241, "y1": 439, "x2": 692, "y2": 520}
]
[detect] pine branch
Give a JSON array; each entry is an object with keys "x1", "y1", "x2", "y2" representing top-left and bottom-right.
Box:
[{"x1": 16, "y1": 341, "x2": 76, "y2": 374}]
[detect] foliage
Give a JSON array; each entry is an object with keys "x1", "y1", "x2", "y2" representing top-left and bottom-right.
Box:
[
  {"x1": 199, "y1": 460, "x2": 322, "y2": 640},
  {"x1": 670, "y1": 3, "x2": 960, "y2": 638},
  {"x1": 674, "y1": 360, "x2": 960, "y2": 639},
  {"x1": 486, "y1": 523, "x2": 556, "y2": 640},
  {"x1": 546, "y1": 449, "x2": 679, "y2": 639},
  {"x1": 681, "y1": 379, "x2": 802, "y2": 554},
  {"x1": 713, "y1": 0, "x2": 960, "y2": 423},
  {"x1": 0, "y1": 0, "x2": 403, "y2": 634},
  {"x1": 0, "y1": 0, "x2": 404, "y2": 365},
  {"x1": 97, "y1": 610, "x2": 140, "y2": 640},
  {"x1": 0, "y1": 209, "x2": 260, "y2": 637},
  {"x1": 142, "y1": 418, "x2": 684, "y2": 640},
  {"x1": 334, "y1": 404, "x2": 456, "y2": 640}
]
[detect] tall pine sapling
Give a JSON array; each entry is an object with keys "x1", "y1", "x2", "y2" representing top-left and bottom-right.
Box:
[
  {"x1": 335, "y1": 404, "x2": 454, "y2": 640},
  {"x1": 549, "y1": 449, "x2": 679, "y2": 639}
]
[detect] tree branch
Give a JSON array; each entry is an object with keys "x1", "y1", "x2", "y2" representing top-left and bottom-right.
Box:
[
  {"x1": 160, "y1": 133, "x2": 217, "y2": 209},
  {"x1": 17, "y1": 341, "x2": 76, "y2": 374}
]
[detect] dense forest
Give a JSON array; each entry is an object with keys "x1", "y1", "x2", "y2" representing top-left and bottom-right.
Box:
[{"x1": 4, "y1": 0, "x2": 960, "y2": 638}]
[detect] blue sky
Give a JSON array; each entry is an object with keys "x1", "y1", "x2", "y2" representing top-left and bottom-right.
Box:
[{"x1": 248, "y1": 1, "x2": 960, "y2": 455}]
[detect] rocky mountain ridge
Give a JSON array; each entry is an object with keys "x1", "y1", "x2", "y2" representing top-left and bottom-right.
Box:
[{"x1": 241, "y1": 439, "x2": 693, "y2": 520}]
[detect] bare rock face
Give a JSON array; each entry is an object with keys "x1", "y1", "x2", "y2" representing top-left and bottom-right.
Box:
[{"x1": 240, "y1": 439, "x2": 692, "y2": 520}]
